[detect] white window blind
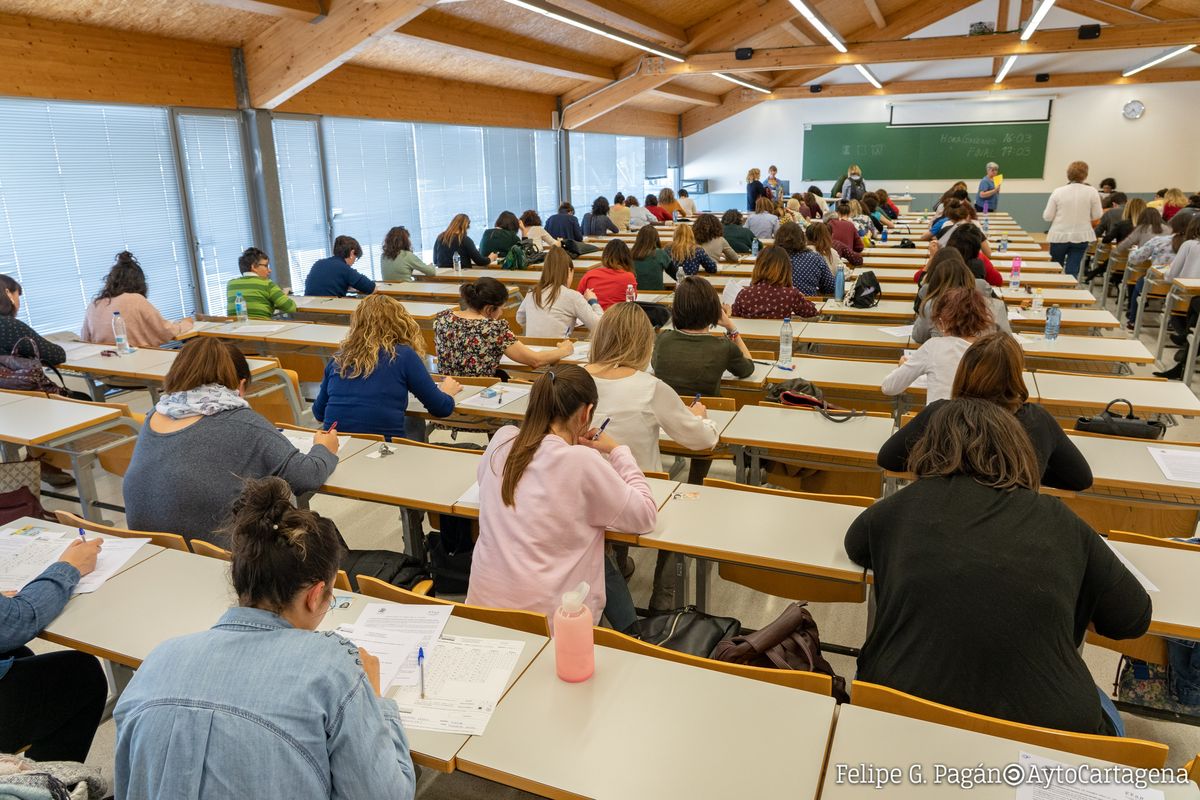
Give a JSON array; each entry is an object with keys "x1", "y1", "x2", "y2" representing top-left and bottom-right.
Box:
[
  {"x1": 569, "y1": 132, "x2": 651, "y2": 211},
  {"x1": 534, "y1": 130, "x2": 560, "y2": 217},
  {"x1": 0, "y1": 99, "x2": 193, "y2": 334},
  {"x1": 482, "y1": 128, "x2": 539, "y2": 223},
  {"x1": 321, "y1": 117, "x2": 421, "y2": 277},
  {"x1": 645, "y1": 138, "x2": 669, "y2": 179},
  {"x1": 414, "y1": 124, "x2": 488, "y2": 256},
  {"x1": 272, "y1": 117, "x2": 329, "y2": 290},
  {"x1": 177, "y1": 112, "x2": 256, "y2": 314}
]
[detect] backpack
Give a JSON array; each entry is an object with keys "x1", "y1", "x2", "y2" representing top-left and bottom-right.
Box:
[
  {"x1": 848, "y1": 270, "x2": 881, "y2": 308},
  {"x1": 845, "y1": 178, "x2": 866, "y2": 202},
  {"x1": 519, "y1": 238, "x2": 545, "y2": 265},
  {"x1": 502, "y1": 243, "x2": 528, "y2": 270},
  {"x1": 631, "y1": 606, "x2": 742, "y2": 657},
  {"x1": 712, "y1": 602, "x2": 850, "y2": 702},
  {"x1": 339, "y1": 549, "x2": 430, "y2": 593}
]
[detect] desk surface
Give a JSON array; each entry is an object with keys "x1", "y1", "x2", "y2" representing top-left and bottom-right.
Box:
[
  {"x1": 321, "y1": 440, "x2": 481, "y2": 513},
  {"x1": 999, "y1": 287, "x2": 1097, "y2": 306},
  {"x1": 293, "y1": 296, "x2": 454, "y2": 320},
  {"x1": 64, "y1": 349, "x2": 276, "y2": 381},
  {"x1": 1017, "y1": 333, "x2": 1154, "y2": 365},
  {"x1": 456, "y1": 643, "x2": 837, "y2": 799},
  {"x1": 720, "y1": 404, "x2": 894, "y2": 464},
  {"x1": 818, "y1": 300, "x2": 917, "y2": 321},
  {"x1": 1031, "y1": 372, "x2": 1200, "y2": 416},
  {"x1": 7, "y1": 516, "x2": 164, "y2": 577},
  {"x1": 797, "y1": 321, "x2": 912, "y2": 349},
  {"x1": 0, "y1": 395, "x2": 122, "y2": 446},
  {"x1": 1069, "y1": 434, "x2": 1200, "y2": 503},
  {"x1": 1114, "y1": 539, "x2": 1200, "y2": 641}
]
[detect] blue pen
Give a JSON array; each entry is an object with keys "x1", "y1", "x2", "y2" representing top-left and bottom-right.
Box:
[
  {"x1": 591, "y1": 417, "x2": 610, "y2": 441},
  {"x1": 418, "y1": 647, "x2": 426, "y2": 700},
  {"x1": 776, "y1": 363, "x2": 795, "y2": 372},
  {"x1": 690, "y1": 393, "x2": 702, "y2": 407},
  {"x1": 77, "y1": 527, "x2": 87, "y2": 543}
]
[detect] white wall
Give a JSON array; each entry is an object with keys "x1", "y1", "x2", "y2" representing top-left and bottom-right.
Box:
[{"x1": 683, "y1": 81, "x2": 1200, "y2": 196}]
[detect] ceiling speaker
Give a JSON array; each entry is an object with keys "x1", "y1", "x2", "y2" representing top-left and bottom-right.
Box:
[
  {"x1": 1078, "y1": 24, "x2": 1101, "y2": 39},
  {"x1": 735, "y1": 47, "x2": 753, "y2": 60},
  {"x1": 1035, "y1": 73, "x2": 1050, "y2": 82},
  {"x1": 810, "y1": 84, "x2": 823, "y2": 93}
]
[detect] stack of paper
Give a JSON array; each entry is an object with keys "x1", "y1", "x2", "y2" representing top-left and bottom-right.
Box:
[
  {"x1": 278, "y1": 429, "x2": 349, "y2": 455},
  {"x1": 0, "y1": 526, "x2": 151, "y2": 594},
  {"x1": 458, "y1": 384, "x2": 532, "y2": 410},
  {"x1": 1148, "y1": 446, "x2": 1200, "y2": 485},
  {"x1": 877, "y1": 325, "x2": 914, "y2": 338}
]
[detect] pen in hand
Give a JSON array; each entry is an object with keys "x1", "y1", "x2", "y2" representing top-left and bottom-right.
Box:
[
  {"x1": 591, "y1": 418, "x2": 610, "y2": 441},
  {"x1": 418, "y1": 647, "x2": 426, "y2": 700},
  {"x1": 690, "y1": 393, "x2": 701, "y2": 407},
  {"x1": 78, "y1": 528, "x2": 87, "y2": 543}
]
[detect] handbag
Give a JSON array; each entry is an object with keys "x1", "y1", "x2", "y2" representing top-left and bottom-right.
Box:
[
  {"x1": 425, "y1": 516, "x2": 475, "y2": 596},
  {"x1": 712, "y1": 602, "x2": 850, "y2": 702},
  {"x1": 1074, "y1": 399, "x2": 1166, "y2": 440},
  {"x1": 562, "y1": 239, "x2": 599, "y2": 257},
  {"x1": 0, "y1": 460, "x2": 54, "y2": 525},
  {"x1": 766, "y1": 378, "x2": 865, "y2": 423},
  {"x1": 631, "y1": 606, "x2": 741, "y2": 658},
  {"x1": 0, "y1": 338, "x2": 68, "y2": 395}
]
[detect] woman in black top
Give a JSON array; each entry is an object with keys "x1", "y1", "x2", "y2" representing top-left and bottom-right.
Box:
[
  {"x1": 849, "y1": 397, "x2": 1149, "y2": 736},
  {"x1": 432, "y1": 214, "x2": 490, "y2": 268},
  {"x1": 745, "y1": 168, "x2": 767, "y2": 212},
  {"x1": 581, "y1": 197, "x2": 619, "y2": 237},
  {"x1": 878, "y1": 332, "x2": 1092, "y2": 491},
  {"x1": 0, "y1": 275, "x2": 65, "y2": 365}
]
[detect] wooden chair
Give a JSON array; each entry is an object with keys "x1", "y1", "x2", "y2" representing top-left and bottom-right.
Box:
[
  {"x1": 680, "y1": 395, "x2": 735, "y2": 412},
  {"x1": 356, "y1": 575, "x2": 550, "y2": 636},
  {"x1": 53, "y1": 510, "x2": 189, "y2": 553},
  {"x1": 1188, "y1": 754, "x2": 1200, "y2": 786},
  {"x1": 594, "y1": 627, "x2": 832, "y2": 696},
  {"x1": 851, "y1": 681, "x2": 1168, "y2": 769},
  {"x1": 29, "y1": 394, "x2": 141, "y2": 477},
  {"x1": 245, "y1": 365, "x2": 302, "y2": 426},
  {"x1": 702, "y1": 478, "x2": 870, "y2": 604},
  {"x1": 188, "y1": 538, "x2": 353, "y2": 590},
  {"x1": 275, "y1": 353, "x2": 327, "y2": 384}
]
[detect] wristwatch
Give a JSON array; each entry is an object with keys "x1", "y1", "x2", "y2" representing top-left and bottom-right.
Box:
[{"x1": 725, "y1": 328, "x2": 740, "y2": 339}]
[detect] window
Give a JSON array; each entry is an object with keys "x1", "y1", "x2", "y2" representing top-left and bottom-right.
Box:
[
  {"x1": 569, "y1": 132, "x2": 669, "y2": 210},
  {"x1": 413, "y1": 124, "x2": 488, "y2": 258},
  {"x1": 272, "y1": 116, "x2": 329, "y2": 291},
  {"x1": 481, "y1": 128, "x2": 560, "y2": 223},
  {"x1": 0, "y1": 98, "x2": 192, "y2": 334},
  {"x1": 176, "y1": 112, "x2": 256, "y2": 313}
]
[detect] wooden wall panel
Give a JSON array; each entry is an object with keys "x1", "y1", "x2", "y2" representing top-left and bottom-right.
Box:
[
  {"x1": 0, "y1": 12, "x2": 237, "y2": 108},
  {"x1": 278, "y1": 64, "x2": 558, "y2": 129},
  {"x1": 577, "y1": 105, "x2": 678, "y2": 137}
]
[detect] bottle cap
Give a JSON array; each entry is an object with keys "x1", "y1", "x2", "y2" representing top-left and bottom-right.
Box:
[
  {"x1": 112, "y1": 311, "x2": 121, "y2": 316},
  {"x1": 561, "y1": 581, "x2": 589, "y2": 614}
]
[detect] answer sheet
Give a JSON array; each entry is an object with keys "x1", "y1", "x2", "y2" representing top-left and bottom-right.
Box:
[
  {"x1": 1015, "y1": 751, "x2": 1164, "y2": 800},
  {"x1": 457, "y1": 384, "x2": 532, "y2": 410},
  {"x1": 277, "y1": 429, "x2": 350, "y2": 455},
  {"x1": 877, "y1": 325, "x2": 914, "y2": 338},
  {"x1": 1148, "y1": 446, "x2": 1200, "y2": 485},
  {"x1": 0, "y1": 527, "x2": 151, "y2": 594},
  {"x1": 350, "y1": 603, "x2": 453, "y2": 690},
  {"x1": 333, "y1": 625, "x2": 422, "y2": 693}
]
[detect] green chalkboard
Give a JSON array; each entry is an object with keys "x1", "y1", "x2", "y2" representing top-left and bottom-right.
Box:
[{"x1": 801, "y1": 122, "x2": 1049, "y2": 181}]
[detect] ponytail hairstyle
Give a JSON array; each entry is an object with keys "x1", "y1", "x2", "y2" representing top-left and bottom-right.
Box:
[
  {"x1": 96, "y1": 251, "x2": 149, "y2": 301},
  {"x1": 460, "y1": 276, "x2": 509, "y2": 315},
  {"x1": 496, "y1": 364, "x2": 598, "y2": 506},
  {"x1": 226, "y1": 477, "x2": 346, "y2": 612}
]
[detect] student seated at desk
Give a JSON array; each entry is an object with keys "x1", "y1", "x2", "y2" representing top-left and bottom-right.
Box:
[
  {"x1": 912, "y1": 250, "x2": 1009, "y2": 344},
  {"x1": 520, "y1": 210, "x2": 559, "y2": 251},
  {"x1": 746, "y1": 196, "x2": 779, "y2": 240},
  {"x1": 433, "y1": 214, "x2": 491, "y2": 269},
  {"x1": 434, "y1": 277, "x2": 572, "y2": 378},
  {"x1": 847, "y1": 398, "x2": 1149, "y2": 736},
  {"x1": 609, "y1": 193, "x2": 631, "y2": 232},
  {"x1": 942, "y1": 224, "x2": 1000, "y2": 286},
  {"x1": 81, "y1": 251, "x2": 193, "y2": 346},
  {"x1": 315, "y1": 294, "x2": 461, "y2": 441},
  {"x1": 720, "y1": 209, "x2": 757, "y2": 254},
  {"x1": 657, "y1": 188, "x2": 685, "y2": 220},
  {"x1": 806, "y1": 219, "x2": 861, "y2": 270},
  {"x1": 0, "y1": 536, "x2": 106, "y2": 763},
  {"x1": 827, "y1": 202, "x2": 864, "y2": 255},
  {"x1": 479, "y1": 211, "x2": 522, "y2": 260},
  {"x1": 776, "y1": 222, "x2": 834, "y2": 297},
  {"x1": 0, "y1": 274, "x2": 65, "y2": 366},
  {"x1": 882, "y1": 286, "x2": 992, "y2": 404},
  {"x1": 115, "y1": 478, "x2": 415, "y2": 800},
  {"x1": 516, "y1": 246, "x2": 603, "y2": 338},
  {"x1": 544, "y1": 202, "x2": 583, "y2": 243},
  {"x1": 626, "y1": 196, "x2": 655, "y2": 230},
  {"x1": 226, "y1": 247, "x2": 297, "y2": 320},
  {"x1": 380, "y1": 226, "x2": 435, "y2": 282},
  {"x1": 667, "y1": 224, "x2": 717, "y2": 278},
  {"x1": 304, "y1": 235, "x2": 375, "y2": 297},
  {"x1": 693, "y1": 213, "x2": 740, "y2": 264},
  {"x1": 577, "y1": 239, "x2": 638, "y2": 309},
  {"x1": 677, "y1": 189, "x2": 698, "y2": 218},
  {"x1": 1113, "y1": 206, "x2": 1164, "y2": 259},
  {"x1": 123, "y1": 338, "x2": 339, "y2": 545},
  {"x1": 645, "y1": 194, "x2": 671, "y2": 223},
  {"x1": 878, "y1": 333, "x2": 1091, "y2": 491},
  {"x1": 630, "y1": 226, "x2": 673, "y2": 290},
  {"x1": 730, "y1": 246, "x2": 818, "y2": 320},
  {"x1": 581, "y1": 196, "x2": 620, "y2": 237},
  {"x1": 468, "y1": 365, "x2": 657, "y2": 630}
]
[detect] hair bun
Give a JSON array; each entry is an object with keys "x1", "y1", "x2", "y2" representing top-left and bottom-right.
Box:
[
  {"x1": 230, "y1": 476, "x2": 293, "y2": 531},
  {"x1": 115, "y1": 251, "x2": 138, "y2": 266}
]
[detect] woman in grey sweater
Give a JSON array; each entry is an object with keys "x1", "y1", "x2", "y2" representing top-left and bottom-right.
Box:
[
  {"x1": 913, "y1": 251, "x2": 1009, "y2": 344},
  {"x1": 123, "y1": 339, "x2": 339, "y2": 545}
]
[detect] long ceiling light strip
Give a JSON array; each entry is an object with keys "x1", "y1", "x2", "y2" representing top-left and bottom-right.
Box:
[
  {"x1": 501, "y1": 0, "x2": 685, "y2": 62},
  {"x1": 995, "y1": 54, "x2": 1019, "y2": 84},
  {"x1": 854, "y1": 64, "x2": 883, "y2": 89},
  {"x1": 1020, "y1": 0, "x2": 1058, "y2": 41},
  {"x1": 1122, "y1": 44, "x2": 1197, "y2": 77},
  {"x1": 787, "y1": 0, "x2": 848, "y2": 53},
  {"x1": 714, "y1": 73, "x2": 773, "y2": 93}
]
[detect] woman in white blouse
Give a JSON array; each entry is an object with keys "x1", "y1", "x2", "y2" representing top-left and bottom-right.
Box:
[
  {"x1": 515, "y1": 246, "x2": 602, "y2": 338},
  {"x1": 1043, "y1": 161, "x2": 1103, "y2": 277},
  {"x1": 520, "y1": 210, "x2": 560, "y2": 251},
  {"x1": 882, "y1": 287, "x2": 994, "y2": 404},
  {"x1": 626, "y1": 196, "x2": 656, "y2": 230}
]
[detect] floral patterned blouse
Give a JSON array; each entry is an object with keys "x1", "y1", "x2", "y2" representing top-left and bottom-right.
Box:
[{"x1": 433, "y1": 309, "x2": 517, "y2": 377}]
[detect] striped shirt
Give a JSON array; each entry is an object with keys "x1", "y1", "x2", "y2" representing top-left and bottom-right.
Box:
[{"x1": 226, "y1": 275, "x2": 296, "y2": 319}]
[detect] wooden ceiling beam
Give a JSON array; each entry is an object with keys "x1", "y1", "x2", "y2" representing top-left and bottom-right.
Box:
[
  {"x1": 394, "y1": 17, "x2": 616, "y2": 81},
  {"x1": 1053, "y1": 0, "x2": 1150, "y2": 23},
  {"x1": 244, "y1": 0, "x2": 437, "y2": 108},
  {"x1": 1130, "y1": 0, "x2": 1156, "y2": 10},
  {"x1": 651, "y1": 83, "x2": 722, "y2": 106},
  {"x1": 560, "y1": 67, "x2": 674, "y2": 128},
  {"x1": 197, "y1": 0, "x2": 325, "y2": 21},
  {"x1": 993, "y1": 0, "x2": 1011, "y2": 72},
  {"x1": 780, "y1": 18, "x2": 816, "y2": 45},
  {"x1": 683, "y1": 0, "x2": 799, "y2": 54},
  {"x1": 863, "y1": 0, "x2": 886, "y2": 28},
  {"x1": 542, "y1": 0, "x2": 687, "y2": 45}
]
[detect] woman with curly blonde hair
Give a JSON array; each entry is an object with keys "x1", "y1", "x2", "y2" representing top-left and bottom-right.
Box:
[{"x1": 314, "y1": 294, "x2": 461, "y2": 440}]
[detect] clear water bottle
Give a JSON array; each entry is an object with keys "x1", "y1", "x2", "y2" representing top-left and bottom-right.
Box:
[
  {"x1": 999, "y1": 235, "x2": 1009, "y2": 252},
  {"x1": 625, "y1": 284, "x2": 636, "y2": 303},
  {"x1": 777, "y1": 317, "x2": 793, "y2": 367},
  {"x1": 111, "y1": 312, "x2": 131, "y2": 355},
  {"x1": 1044, "y1": 305, "x2": 1061, "y2": 341},
  {"x1": 1032, "y1": 288, "x2": 1044, "y2": 312},
  {"x1": 982, "y1": 213, "x2": 990, "y2": 235},
  {"x1": 452, "y1": 252, "x2": 462, "y2": 275},
  {"x1": 1009, "y1": 256, "x2": 1022, "y2": 291},
  {"x1": 751, "y1": 239, "x2": 760, "y2": 257},
  {"x1": 834, "y1": 263, "x2": 845, "y2": 303},
  {"x1": 234, "y1": 292, "x2": 248, "y2": 323}
]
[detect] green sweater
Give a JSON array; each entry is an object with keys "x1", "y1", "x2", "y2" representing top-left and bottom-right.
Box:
[
  {"x1": 651, "y1": 329, "x2": 754, "y2": 396},
  {"x1": 723, "y1": 224, "x2": 757, "y2": 254},
  {"x1": 226, "y1": 274, "x2": 296, "y2": 319},
  {"x1": 633, "y1": 249, "x2": 672, "y2": 290},
  {"x1": 381, "y1": 251, "x2": 436, "y2": 282},
  {"x1": 479, "y1": 228, "x2": 521, "y2": 258}
]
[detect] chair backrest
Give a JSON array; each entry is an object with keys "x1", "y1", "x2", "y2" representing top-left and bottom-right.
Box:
[
  {"x1": 643, "y1": 470, "x2": 670, "y2": 480},
  {"x1": 681, "y1": 395, "x2": 736, "y2": 411},
  {"x1": 397, "y1": 438, "x2": 485, "y2": 456},
  {"x1": 758, "y1": 401, "x2": 893, "y2": 420},
  {"x1": 594, "y1": 627, "x2": 832, "y2": 696},
  {"x1": 190, "y1": 540, "x2": 232, "y2": 561},
  {"x1": 53, "y1": 509, "x2": 189, "y2": 553},
  {"x1": 850, "y1": 681, "x2": 1168, "y2": 769},
  {"x1": 701, "y1": 478, "x2": 874, "y2": 508},
  {"x1": 356, "y1": 575, "x2": 550, "y2": 637},
  {"x1": 445, "y1": 376, "x2": 502, "y2": 387},
  {"x1": 244, "y1": 366, "x2": 300, "y2": 426},
  {"x1": 1109, "y1": 529, "x2": 1200, "y2": 551}
]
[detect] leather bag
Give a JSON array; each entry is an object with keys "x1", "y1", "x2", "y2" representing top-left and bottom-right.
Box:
[
  {"x1": 0, "y1": 338, "x2": 67, "y2": 395},
  {"x1": 1074, "y1": 399, "x2": 1166, "y2": 440},
  {"x1": 632, "y1": 606, "x2": 741, "y2": 657}
]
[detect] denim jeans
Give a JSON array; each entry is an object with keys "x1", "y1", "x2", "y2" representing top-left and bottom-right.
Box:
[
  {"x1": 1050, "y1": 241, "x2": 1090, "y2": 277},
  {"x1": 1097, "y1": 685, "x2": 1125, "y2": 736},
  {"x1": 1168, "y1": 638, "x2": 1200, "y2": 706},
  {"x1": 603, "y1": 551, "x2": 638, "y2": 633},
  {"x1": 1126, "y1": 277, "x2": 1145, "y2": 325}
]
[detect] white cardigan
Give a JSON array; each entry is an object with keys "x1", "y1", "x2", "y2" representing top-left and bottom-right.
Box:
[
  {"x1": 516, "y1": 287, "x2": 603, "y2": 338},
  {"x1": 592, "y1": 370, "x2": 719, "y2": 472},
  {"x1": 881, "y1": 336, "x2": 972, "y2": 404}
]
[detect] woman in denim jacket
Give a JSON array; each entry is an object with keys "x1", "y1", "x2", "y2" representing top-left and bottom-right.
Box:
[{"x1": 115, "y1": 478, "x2": 416, "y2": 800}]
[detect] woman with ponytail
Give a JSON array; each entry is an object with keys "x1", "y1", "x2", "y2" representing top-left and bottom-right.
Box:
[
  {"x1": 80, "y1": 251, "x2": 193, "y2": 346},
  {"x1": 115, "y1": 477, "x2": 416, "y2": 800},
  {"x1": 468, "y1": 365, "x2": 658, "y2": 631}
]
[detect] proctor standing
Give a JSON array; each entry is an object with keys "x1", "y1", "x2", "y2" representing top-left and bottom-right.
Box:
[{"x1": 976, "y1": 162, "x2": 1000, "y2": 212}]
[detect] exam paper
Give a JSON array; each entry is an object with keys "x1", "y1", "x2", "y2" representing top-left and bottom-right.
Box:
[
  {"x1": 231, "y1": 324, "x2": 285, "y2": 335},
  {"x1": 878, "y1": 325, "x2": 914, "y2": 338},
  {"x1": 334, "y1": 625, "x2": 422, "y2": 693},
  {"x1": 1148, "y1": 446, "x2": 1200, "y2": 485},
  {"x1": 74, "y1": 537, "x2": 153, "y2": 594},
  {"x1": 721, "y1": 279, "x2": 748, "y2": 307},
  {"x1": 1105, "y1": 539, "x2": 1159, "y2": 594},
  {"x1": 0, "y1": 529, "x2": 151, "y2": 594},
  {"x1": 351, "y1": 603, "x2": 453, "y2": 690},
  {"x1": 278, "y1": 429, "x2": 349, "y2": 456},
  {"x1": 454, "y1": 482, "x2": 481, "y2": 510},
  {"x1": 457, "y1": 384, "x2": 532, "y2": 410},
  {"x1": 1015, "y1": 751, "x2": 1164, "y2": 800},
  {"x1": 571, "y1": 342, "x2": 591, "y2": 360}
]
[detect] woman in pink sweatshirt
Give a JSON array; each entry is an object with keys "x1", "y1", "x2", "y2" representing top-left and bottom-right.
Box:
[
  {"x1": 80, "y1": 252, "x2": 193, "y2": 347},
  {"x1": 468, "y1": 364, "x2": 657, "y2": 631}
]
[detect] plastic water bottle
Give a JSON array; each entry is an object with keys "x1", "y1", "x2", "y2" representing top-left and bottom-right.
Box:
[
  {"x1": 1032, "y1": 288, "x2": 1044, "y2": 312},
  {"x1": 111, "y1": 312, "x2": 131, "y2": 355},
  {"x1": 881, "y1": 228, "x2": 889, "y2": 243},
  {"x1": 234, "y1": 292, "x2": 248, "y2": 323},
  {"x1": 999, "y1": 235, "x2": 1009, "y2": 252},
  {"x1": 834, "y1": 264, "x2": 845, "y2": 303},
  {"x1": 982, "y1": 213, "x2": 990, "y2": 235},
  {"x1": 778, "y1": 317, "x2": 794, "y2": 367},
  {"x1": 1044, "y1": 305, "x2": 1061, "y2": 341},
  {"x1": 751, "y1": 238, "x2": 760, "y2": 257},
  {"x1": 452, "y1": 252, "x2": 462, "y2": 275},
  {"x1": 625, "y1": 284, "x2": 636, "y2": 303},
  {"x1": 1009, "y1": 256, "x2": 1022, "y2": 291},
  {"x1": 554, "y1": 581, "x2": 594, "y2": 682}
]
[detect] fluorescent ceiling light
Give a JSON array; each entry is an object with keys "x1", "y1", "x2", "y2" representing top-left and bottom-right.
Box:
[
  {"x1": 714, "y1": 73, "x2": 772, "y2": 94},
  {"x1": 995, "y1": 55, "x2": 1018, "y2": 84},
  {"x1": 787, "y1": 0, "x2": 847, "y2": 53},
  {"x1": 501, "y1": 0, "x2": 685, "y2": 62},
  {"x1": 854, "y1": 64, "x2": 882, "y2": 89},
  {"x1": 1020, "y1": 0, "x2": 1057, "y2": 41},
  {"x1": 1122, "y1": 44, "x2": 1197, "y2": 77}
]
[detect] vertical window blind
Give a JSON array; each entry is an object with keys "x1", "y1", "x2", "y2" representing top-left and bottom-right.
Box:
[
  {"x1": 569, "y1": 132, "x2": 665, "y2": 211},
  {"x1": 413, "y1": 123, "x2": 488, "y2": 256},
  {"x1": 272, "y1": 116, "x2": 329, "y2": 290}
]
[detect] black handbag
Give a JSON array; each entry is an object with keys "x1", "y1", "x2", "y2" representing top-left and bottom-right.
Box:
[
  {"x1": 1074, "y1": 399, "x2": 1166, "y2": 440},
  {"x1": 425, "y1": 516, "x2": 475, "y2": 596},
  {"x1": 631, "y1": 606, "x2": 741, "y2": 658},
  {"x1": 562, "y1": 239, "x2": 599, "y2": 257},
  {"x1": 0, "y1": 337, "x2": 68, "y2": 395}
]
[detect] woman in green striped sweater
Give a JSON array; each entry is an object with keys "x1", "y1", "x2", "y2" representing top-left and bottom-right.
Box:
[{"x1": 226, "y1": 247, "x2": 296, "y2": 319}]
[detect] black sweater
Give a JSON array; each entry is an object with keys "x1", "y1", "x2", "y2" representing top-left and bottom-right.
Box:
[
  {"x1": 432, "y1": 235, "x2": 489, "y2": 269},
  {"x1": 0, "y1": 315, "x2": 65, "y2": 365},
  {"x1": 845, "y1": 475, "x2": 1151, "y2": 735},
  {"x1": 877, "y1": 400, "x2": 1093, "y2": 492}
]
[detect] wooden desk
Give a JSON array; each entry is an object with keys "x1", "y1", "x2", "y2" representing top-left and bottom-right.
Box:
[
  {"x1": 1067, "y1": 434, "x2": 1200, "y2": 506},
  {"x1": 319, "y1": 439, "x2": 480, "y2": 514},
  {"x1": 292, "y1": 295, "x2": 453, "y2": 322},
  {"x1": 862, "y1": 254, "x2": 1054, "y2": 268},
  {"x1": 998, "y1": 287, "x2": 1097, "y2": 306},
  {"x1": 1016, "y1": 333, "x2": 1154, "y2": 368},
  {"x1": 818, "y1": 300, "x2": 917, "y2": 322},
  {"x1": 456, "y1": 643, "x2": 837, "y2": 799},
  {"x1": 866, "y1": 269, "x2": 1075, "y2": 288},
  {"x1": 1007, "y1": 308, "x2": 1121, "y2": 331},
  {"x1": 1030, "y1": 372, "x2": 1200, "y2": 418},
  {"x1": 1113, "y1": 540, "x2": 1200, "y2": 641},
  {"x1": 797, "y1": 321, "x2": 912, "y2": 353},
  {"x1": 424, "y1": 268, "x2": 540, "y2": 286},
  {"x1": 62, "y1": 348, "x2": 285, "y2": 407}
]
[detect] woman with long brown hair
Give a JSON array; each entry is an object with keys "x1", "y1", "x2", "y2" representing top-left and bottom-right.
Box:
[
  {"x1": 730, "y1": 246, "x2": 818, "y2": 320},
  {"x1": 692, "y1": 213, "x2": 740, "y2": 264},
  {"x1": 882, "y1": 286, "x2": 992, "y2": 403},
  {"x1": 848, "y1": 396, "x2": 1148, "y2": 736},
  {"x1": 877, "y1": 332, "x2": 1091, "y2": 490},
  {"x1": 912, "y1": 250, "x2": 1008, "y2": 343},
  {"x1": 516, "y1": 246, "x2": 603, "y2": 338},
  {"x1": 380, "y1": 226, "x2": 435, "y2": 282},
  {"x1": 805, "y1": 219, "x2": 861, "y2": 271},
  {"x1": 433, "y1": 213, "x2": 490, "y2": 268},
  {"x1": 630, "y1": 225, "x2": 672, "y2": 290},
  {"x1": 468, "y1": 364, "x2": 658, "y2": 629},
  {"x1": 314, "y1": 294, "x2": 461, "y2": 441}
]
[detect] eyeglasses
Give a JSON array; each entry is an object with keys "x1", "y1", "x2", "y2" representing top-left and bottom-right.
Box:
[{"x1": 328, "y1": 595, "x2": 352, "y2": 610}]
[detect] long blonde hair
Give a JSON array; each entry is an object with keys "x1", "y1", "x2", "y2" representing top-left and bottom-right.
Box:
[
  {"x1": 334, "y1": 294, "x2": 425, "y2": 379},
  {"x1": 533, "y1": 246, "x2": 573, "y2": 309},
  {"x1": 438, "y1": 214, "x2": 471, "y2": 248},
  {"x1": 668, "y1": 223, "x2": 698, "y2": 263},
  {"x1": 589, "y1": 302, "x2": 653, "y2": 370},
  {"x1": 1165, "y1": 188, "x2": 1189, "y2": 207},
  {"x1": 1123, "y1": 197, "x2": 1146, "y2": 223}
]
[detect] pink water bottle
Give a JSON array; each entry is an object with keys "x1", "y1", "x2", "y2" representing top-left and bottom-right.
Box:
[{"x1": 554, "y1": 581, "x2": 595, "y2": 682}]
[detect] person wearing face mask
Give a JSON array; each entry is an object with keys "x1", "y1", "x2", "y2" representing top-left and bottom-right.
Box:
[
  {"x1": 122, "y1": 338, "x2": 340, "y2": 546},
  {"x1": 304, "y1": 235, "x2": 375, "y2": 297},
  {"x1": 832, "y1": 164, "x2": 868, "y2": 202}
]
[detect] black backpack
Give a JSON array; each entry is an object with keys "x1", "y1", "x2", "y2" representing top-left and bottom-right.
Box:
[
  {"x1": 848, "y1": 270, "x2": 881, "y2": 308},
  {"x1": 845, "y1": 179, "x2": 867, "y2": 201}
]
